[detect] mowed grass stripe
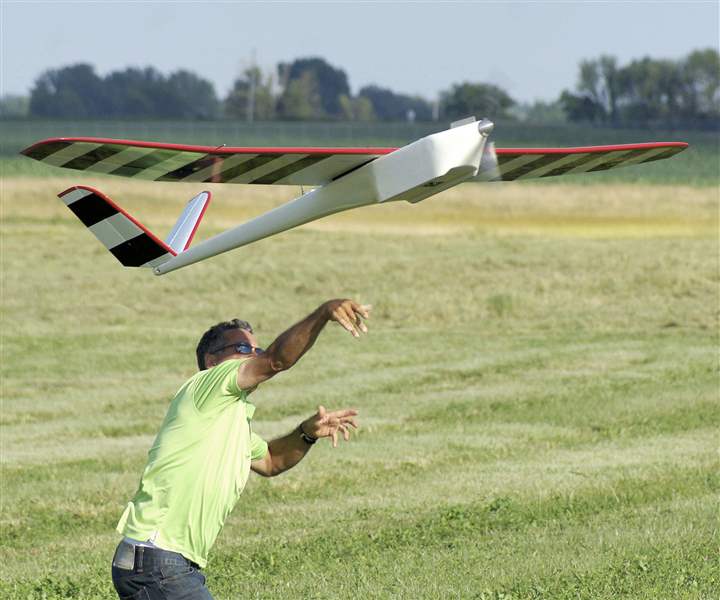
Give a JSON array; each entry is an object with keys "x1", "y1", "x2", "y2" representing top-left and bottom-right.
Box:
[
  {"x1": 3, "y1": 429, "x2": 715, "y2": 550},
  {"x1": 2, "y1": 345, "x2": 716, "y2": 463},
  {"x1": 2, "y1": 332, "x2": 717, "y2": 515}
]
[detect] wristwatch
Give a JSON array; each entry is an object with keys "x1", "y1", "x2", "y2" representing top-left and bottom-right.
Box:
[{"x1": 298, "y1": 423, "x2": 317, "y2": 445}]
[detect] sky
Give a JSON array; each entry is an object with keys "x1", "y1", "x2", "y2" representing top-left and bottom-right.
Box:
[{"x1": 1, "y1": 1, "x2": 718, "y2": 104}]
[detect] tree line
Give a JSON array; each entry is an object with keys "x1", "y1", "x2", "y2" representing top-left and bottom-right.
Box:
[
  {"x1": 4, "y1": 49, "x2": 718, "y2": 128},
  {"x1": 560, "y1": 49, "x2": 719, "y2": 129}
]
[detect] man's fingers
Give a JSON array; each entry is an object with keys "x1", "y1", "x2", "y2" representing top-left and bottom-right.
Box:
[
  {"x1": 336, "y1": 415, "x2": 358, "y2": 429},
  {"x1": 312, "y1": 408, "x2": 359, "y2": 442},
  {"x1": 330, "y1": 300, "x2": 371, "y2": 338},
  {"x1": 327, "y1": 409, "x2": 358, "y2": 419},
  {"x1": 335, "y1": 308, "x2": 359, "y2": 337},
  {"x1": 336, "y1": 314, "x2": 356, "y2": 336},
  {"x1": 350, "y1": 301, "x2": 371, "y2": 320},
  {"x1": 349, "y1": 302, "x2": 370, "y2": 333},
  {"x1": 339, "y1": 424, "x2": 350, "y2": 441},
  {"x1": 342, "y1": 306, "x2": 364, "y2": 337}
]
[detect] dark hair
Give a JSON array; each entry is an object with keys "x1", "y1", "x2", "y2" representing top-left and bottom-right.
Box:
[{"x1": 196, "y1": 319, "x2": 253, "y2": 370}]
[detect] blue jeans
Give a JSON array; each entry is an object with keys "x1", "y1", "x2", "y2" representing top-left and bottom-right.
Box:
[{"x1": 111, "y1": 540, "x2": 214, "y2": 600}]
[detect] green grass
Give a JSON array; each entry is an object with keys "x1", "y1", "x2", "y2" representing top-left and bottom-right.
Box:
[{"x1": 1, "y1": 179, "x2": 718, "y2": 599}]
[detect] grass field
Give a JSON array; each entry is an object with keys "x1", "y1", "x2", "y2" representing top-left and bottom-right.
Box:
[{"x1": 1, "y1": 165, "x2": 718, "y2": 599}]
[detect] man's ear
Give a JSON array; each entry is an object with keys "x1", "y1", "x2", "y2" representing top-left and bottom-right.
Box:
[{"x1": 204, "y1": 352, "x2": 217, "y2": 369}]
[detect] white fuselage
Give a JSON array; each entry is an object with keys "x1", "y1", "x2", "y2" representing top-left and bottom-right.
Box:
[{"x1": 153, "y1": 120, "x2": 494, "y2": 275}]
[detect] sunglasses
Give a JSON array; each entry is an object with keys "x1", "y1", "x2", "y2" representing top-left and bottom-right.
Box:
[{"x1": 210, "y1": 342, "x2": 264, "y2": 355}]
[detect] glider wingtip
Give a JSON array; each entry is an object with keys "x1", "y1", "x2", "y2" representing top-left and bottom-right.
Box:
[
  {"x1": 19, "y1": 138, "x2": 60, "y2": 157},
  {"x1": 19, "y1": 144, "x2": 39, "y2": 158},
  {"x1": 57, "y1": 184, "x2": 89, "y2": 198}
]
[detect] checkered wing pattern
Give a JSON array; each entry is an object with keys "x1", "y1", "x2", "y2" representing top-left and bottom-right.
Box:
[
  {"x1": 495, "y1": 143, "x2": 688, "y2": 181},
  {"x1": 22, "y1": 138, "x2": 391, "y2": 186},
  {"x1": 58, "y1": 186, "x2": 176, "y2": 267},
  {"x1": 23, "y1": 138, "x2": 688, "y2": 185}
]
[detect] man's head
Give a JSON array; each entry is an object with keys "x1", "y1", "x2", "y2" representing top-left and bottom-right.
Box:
[{"x1": 196, "y1": 319, "x2": 263, "y2": 370}]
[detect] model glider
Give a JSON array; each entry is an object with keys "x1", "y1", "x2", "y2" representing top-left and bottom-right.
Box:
[{"x1": 21, "y1": 117, "x2": 688, "y2": 275}]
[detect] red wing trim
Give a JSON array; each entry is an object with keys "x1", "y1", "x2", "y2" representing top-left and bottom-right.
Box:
[
  {"x1": 23, "y1": 137, "x2": 398, "y2": 156},
  {"x1": 58, "y1": 185, "x2": 176, "y2": 256},
  {"x1": 496, "y1": 142, "x2": 688, "y2": 155}
]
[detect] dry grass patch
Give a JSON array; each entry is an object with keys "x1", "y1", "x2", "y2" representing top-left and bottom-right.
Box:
[{"x1": 2, "y1": 178, "x2": 716, "y2": 238}]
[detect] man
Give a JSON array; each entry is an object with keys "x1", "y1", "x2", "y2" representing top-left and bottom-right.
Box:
[{"x1": 111, "y1": 298, "x2": 370, "y2": 599}]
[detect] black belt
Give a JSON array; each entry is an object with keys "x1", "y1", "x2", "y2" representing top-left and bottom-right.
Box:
[{"x1": 114, "y1": 540, "x2": 201, "y2": 573}]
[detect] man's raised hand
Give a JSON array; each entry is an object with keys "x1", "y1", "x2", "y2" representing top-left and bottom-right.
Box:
[
  {"x1": 302, "y1": 405, "x2": 359, "y2": 448},
  {"x1": 324, "y1": 299, "x2": 371, "y2": 338}
]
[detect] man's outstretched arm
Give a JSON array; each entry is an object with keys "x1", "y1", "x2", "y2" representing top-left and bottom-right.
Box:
[
  {"x1": 251, "y1": 405, "x2": 358, "y2": 477},
  {"x1": 237, "y1": 299, "x2": 370, "y2": 391}
]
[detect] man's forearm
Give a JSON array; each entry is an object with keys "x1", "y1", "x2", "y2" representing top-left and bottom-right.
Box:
[
  {"x1": 255, "y1": 406, "x2": 358, "y2": 477},
  {"x1": 264, "y1": 305, "x2": 330, "y2": 371},
  {"x1": 265, "y1": 428, "x2": 313, "y2": 476}
]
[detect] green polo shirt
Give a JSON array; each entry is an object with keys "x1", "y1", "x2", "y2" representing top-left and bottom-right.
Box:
[{"x1": 116, "y1": 358, "x2": 268, "y2": 568}]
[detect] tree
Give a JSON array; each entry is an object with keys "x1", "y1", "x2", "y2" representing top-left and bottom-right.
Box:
[
  {"x1": 28, "y1": 64, "x2": 219, "y2": 119},
  {"x1": 440, "y1": 82, "x2": 515, "y2": 120},
  {"x1": 358, "y1": 85, "x2": 432, "y2": 121},
  {"x1": 104, "y1": 67, "x2": 167, "y2": 117},
  {"x1": 559, "y1": 90, "x2": 605, "y2": 124},
  {"x1": 29, "y1": 63, "x2": 107, "y2": 117},
  {"x1": 338, "y1": 94, "x2": 375, "y2": 121},
  {"x1": 678, "y1": 48, "x2": 720, "y2": 122},
  {"x1": 166, "y1": 70, "x2": 220, "y2": 119},
  {"x1": 510, "y1": 100, "x2": 567, "y2": 124},
  {"x1": 561, "y1": 49, "x2": 719, "y2": 128},
  {"x1": 576, "y1": 56, "x2": 620, "y2": 124},
  {"x1": 277, "y1": 71, "x2": 324, "y2": 120},
  {"x1": 615, "y1": 57, "x2": 682, "y2": 124},
  {"x1": 277, "y1": 57, "x2": 350, "y2": 118},
  {"x1": 225, "y1": 67, "x2": 275, "y2": 121}
]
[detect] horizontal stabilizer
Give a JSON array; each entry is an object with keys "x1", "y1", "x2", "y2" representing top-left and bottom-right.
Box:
[
  {"x1": 57, "y1": 185, "x2": 176, "y2": 267},
  {"x1": 164, "y1": 191, "x2": 211, "y2": 252}
]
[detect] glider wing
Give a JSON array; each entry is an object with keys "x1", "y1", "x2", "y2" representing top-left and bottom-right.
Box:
[
  {"x1": 492, "y1": 142, "x2": 688, "y2": 181},
  {"x1": 23, "y1": 138, "x2": 688, "y2": 185},
  {"x1": 22, "y1": 138, "x2": 392, "y2": 186}
]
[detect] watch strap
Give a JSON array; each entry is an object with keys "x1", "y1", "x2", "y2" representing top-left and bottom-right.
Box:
[{"x1": 298, "y1": 424, "x2": 317, "y2": 445}]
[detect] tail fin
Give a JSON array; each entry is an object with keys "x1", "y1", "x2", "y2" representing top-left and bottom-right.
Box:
[
  {"x1": 58, "y1": 185, "x2": 177, "y2": 268},
  {"x1": 164, "y1": 191, "x2": 211, "y2": 253}
]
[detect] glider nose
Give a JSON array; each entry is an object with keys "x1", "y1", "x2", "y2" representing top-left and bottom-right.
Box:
[{"x1": 478, "y1": 118, "x2": 494, "y2": 136}]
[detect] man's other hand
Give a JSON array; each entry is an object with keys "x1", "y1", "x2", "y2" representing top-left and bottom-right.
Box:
[
  {"x1": 302, "y1": 405, "x2": 359, "y2": 448},
  {"x1": 323, "y1": 299, "x2": 371, "y2": 338}
]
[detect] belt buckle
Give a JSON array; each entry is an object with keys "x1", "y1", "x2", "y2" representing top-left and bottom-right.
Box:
[{"x1": 112, "y1": 541, "x2": 136, "y2": 571}]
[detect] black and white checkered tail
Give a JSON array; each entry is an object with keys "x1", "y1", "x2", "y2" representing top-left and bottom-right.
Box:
[{"x1": 57, "y1": 185, "x2": 209, "y2": 268}]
